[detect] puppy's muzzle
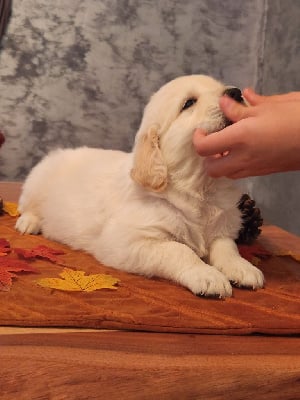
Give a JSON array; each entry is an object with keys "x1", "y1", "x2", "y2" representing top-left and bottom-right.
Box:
[
  {"x1": 223, "y1": 87, "x2": 243, "y2": 103},
  {"x1": 222, "y1": 87, "x2": 244, "y2": 128}
]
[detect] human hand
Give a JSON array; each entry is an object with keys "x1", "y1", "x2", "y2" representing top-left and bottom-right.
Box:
[{"x1": 193, "y1": 89, "x2": 300, "y2": 179}]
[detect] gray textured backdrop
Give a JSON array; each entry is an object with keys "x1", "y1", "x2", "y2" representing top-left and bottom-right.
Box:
[{"x1": 0, "y1": 0, "x2": 299, "y2": 234}]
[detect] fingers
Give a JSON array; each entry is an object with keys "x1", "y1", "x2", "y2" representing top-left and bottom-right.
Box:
[
  {"x1": 219, "y1": 96, "x2": 250, "y2": 122},
  {"x1": 243, "y1": 88, "x2": 300, "y2": 104},
  {"x1": 203, "y1": 154, "x2": 245, "y2": 179},
  {"x1": 193, "y1": 129, "x2": 224, "y2": 157},
  {"x1": 285, "y1": 92, "x2": 300, "y2": 101},
  {"x1": 194, "y1": 96, "x2": 253, "y2": 163},
  {"x1": 242, "y1": 88, "x2": 265, "y2": 105},
  {"x1": 193, "y1": 123, "x2": 240, "y2": 157},
  {"x1": 266, "y1": 91, "x2": 300, "y2": 102}
]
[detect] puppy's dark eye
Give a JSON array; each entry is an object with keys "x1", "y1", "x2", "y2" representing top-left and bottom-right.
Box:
[{"x1": 181, "y1": 98, "x2": 197, "y2": 111}]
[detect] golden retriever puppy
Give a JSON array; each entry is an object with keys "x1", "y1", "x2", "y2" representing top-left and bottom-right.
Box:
[{"x1": 16, "y1": 75, "x2": 264, "y2": 297}]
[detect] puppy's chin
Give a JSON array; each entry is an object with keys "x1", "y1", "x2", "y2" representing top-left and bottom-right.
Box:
[
  {"x1": 223, "y1": 117, "x2": 233, "y2": 129},
  {"x1": 197, "y1": 116, "x2": 232, "y2": 136}
]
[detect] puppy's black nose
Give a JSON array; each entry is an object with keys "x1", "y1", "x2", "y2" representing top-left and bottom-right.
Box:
[{"x1": 223, "y1": 87, "x2": 243, "y2": 103}]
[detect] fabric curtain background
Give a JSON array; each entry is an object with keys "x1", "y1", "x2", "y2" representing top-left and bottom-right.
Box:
[{"x1": 0, "y1": 0, "x2": 299, "y2": 234}]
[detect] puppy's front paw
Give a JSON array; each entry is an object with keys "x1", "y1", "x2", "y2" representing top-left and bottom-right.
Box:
[
  {"x1": 178, "y1": 266, "x2": 232, "y2": 298},
  {"x1": 218, "y1": 258, "x2": 264, "y2": 290},
  {"x1": 15, "y1": 212, "x2": 41, "y2": 235}
]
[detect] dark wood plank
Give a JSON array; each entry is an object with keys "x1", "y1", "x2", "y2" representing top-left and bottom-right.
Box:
[{"x1": 1, "y1": 332, "x2": 300, "y2": 400}]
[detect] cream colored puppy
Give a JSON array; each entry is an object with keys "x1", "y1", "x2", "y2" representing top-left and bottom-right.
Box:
[{"x1": 16, "y1": 75, "x2": 264, "y2": 298}]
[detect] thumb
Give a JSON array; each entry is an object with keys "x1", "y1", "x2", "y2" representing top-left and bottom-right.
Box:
[
  {"x1": 243, "y1": 88, "x2": 265, "y2": 105},
  {"x1": 220, "y1": 95, "x2": 249, "y2": 123},
  {"x1": 193, "y1": 127, "x2": 207, "y2": 143},
  {"x1": 193, "y1": 128, "x2": 209, "y2": 154}
]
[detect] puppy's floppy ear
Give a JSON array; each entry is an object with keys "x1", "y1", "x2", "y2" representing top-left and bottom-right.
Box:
[{"x1": 130, "y1": 125, "x2": 168, "y2": 192}]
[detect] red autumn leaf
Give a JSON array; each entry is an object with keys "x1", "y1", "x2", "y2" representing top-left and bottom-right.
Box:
[
  {"x1": 0, "y1": 270, "x2": 17, "y2": 291},
  {"x1": 238, "y1": 243, "x2": 271, "y2": 265},
  {"x1": 0, "y1": 257, "x2": 37, "y2": 271},
  {"x1": 14, "y1": 245, "x2": 65, "y2": 263},
  {"x1": 0, "y1": 238, "x2": 11, "y2": 256},
  {"x1": 0, "y1": 256, "x2": 37, "y2": 291},
  {"x1": 0, "y1": 240, "x2": 65, "y2": 291}
]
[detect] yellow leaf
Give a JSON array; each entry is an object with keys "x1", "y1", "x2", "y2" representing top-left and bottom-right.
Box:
[
  {"x1": 3, "y1": 202, "x2": 20, "y2": 217},
  {"x1": 275, "y1": 250, "x2": 300, "y2": 262},
  {"x1": 37, "y1": 268, "x2": 120, "y2": 292}
]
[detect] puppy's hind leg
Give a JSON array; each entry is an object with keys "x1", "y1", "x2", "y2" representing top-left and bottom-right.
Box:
[
  {"x1": 15, "y1": 212, "x2": 41, "y2": 235},
  {"x1": 15, "y1": 172, "x2": 45, "y2": 235},
  {"x1": 129, "y1": 240, "x2": 232, "y2": 298}
]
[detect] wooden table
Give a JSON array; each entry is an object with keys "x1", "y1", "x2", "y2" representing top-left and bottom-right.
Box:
[{"x1": 0, "y1": 182, "x2": 299, "y2": 400}]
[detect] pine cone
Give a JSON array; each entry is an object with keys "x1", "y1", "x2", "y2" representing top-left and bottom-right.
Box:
[{"x1": 236, "y1": 194, "x2": 263, "y2": 245}]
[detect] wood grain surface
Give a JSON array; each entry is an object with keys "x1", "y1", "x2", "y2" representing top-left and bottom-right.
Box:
[{"x1": 1, "y1": 331, "x2": 300, "y2": 400}]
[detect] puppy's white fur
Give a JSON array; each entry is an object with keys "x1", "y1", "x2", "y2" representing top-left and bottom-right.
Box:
[{"x1": 16, "y1": 75, "x2": 264, "y2": 297}]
